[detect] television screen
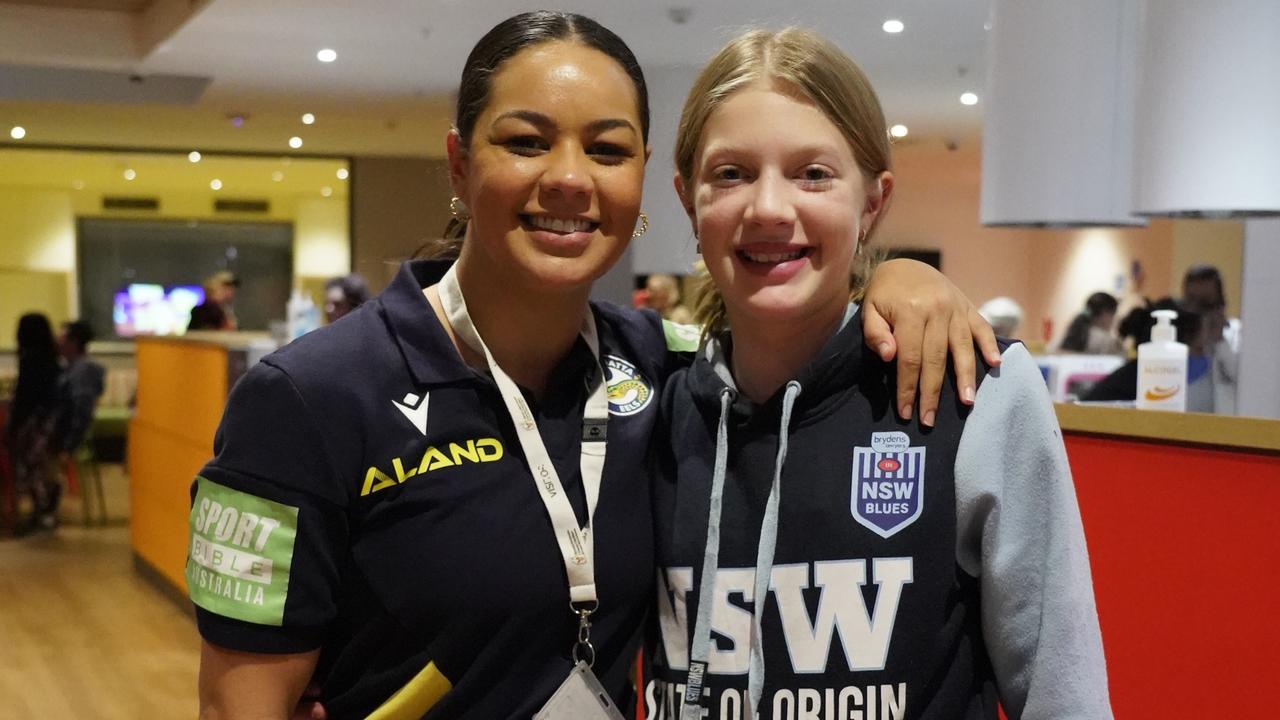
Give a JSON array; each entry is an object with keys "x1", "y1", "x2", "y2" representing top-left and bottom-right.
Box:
[{"x1": 112, "y1": 283, "x2": 205, "y2": 337}]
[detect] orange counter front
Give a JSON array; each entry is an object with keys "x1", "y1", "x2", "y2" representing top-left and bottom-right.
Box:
[
  {"x1": 1057, "y1": 404, "x2": 1280, "y2": 717},
  {"x1": 129, "y1": 333, "x2": 272, "y2": 591}
]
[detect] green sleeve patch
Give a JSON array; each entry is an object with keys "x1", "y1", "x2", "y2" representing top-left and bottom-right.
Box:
[
  {"x1": 662, "y1": 319, "x2": 702, "y2": 353},
  {"x1": 186, "y1": 477, "x2": 299, "y2": 626}
]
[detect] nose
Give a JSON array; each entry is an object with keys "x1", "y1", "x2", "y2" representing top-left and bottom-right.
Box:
[
  {"x1": 540, "y1": 142, "x2": 593, "y2": 202},
  {"x1": 744, "y1": 171, "x2": 796, "y2": 229}
]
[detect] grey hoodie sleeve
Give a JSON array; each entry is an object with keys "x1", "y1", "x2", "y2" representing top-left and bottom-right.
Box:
[{"x1": 954, "y1": 343, "x2": 1113, "y2": 719}]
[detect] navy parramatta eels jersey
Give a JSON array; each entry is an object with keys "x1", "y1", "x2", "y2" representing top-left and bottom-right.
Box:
[{"x1": 187, "y1": 259, "x2": 683, "y2": 719}]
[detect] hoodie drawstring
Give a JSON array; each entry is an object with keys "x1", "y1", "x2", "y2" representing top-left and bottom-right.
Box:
[
  {"x1": 682, "y1": 387, "x2": 734, "y2": 720},
  {"x1": 748, "y1": 380, "x2": 801, "y2": 716},
  {"x1": 682, "y1": 381, "x2": 802, "y2": 720}
]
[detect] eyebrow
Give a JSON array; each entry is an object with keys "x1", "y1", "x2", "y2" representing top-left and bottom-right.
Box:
[
  {"x1": 492, "y1": 110, "x2": 638, "y2": 136},
  {"x1": 701, "y1": 142, "x2": 845, "y2": 163}
]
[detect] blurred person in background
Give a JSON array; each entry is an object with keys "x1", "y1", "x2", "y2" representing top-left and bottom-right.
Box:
[
  {"x1": 1058, "y1": 291, "x2": 1122, "y2": 355},
  {"x1": 642, "y1": 272, "x2": 693, "y2": 324},
  {"x1": 7, "y1": 313, "x2": 64, "y2": 532},
  {"x1": 1182, "y1": 264, "x2": 1238, "y2": 414},
  {"x1": 979, "y1": 296, "x2": 1024, "y2": 339},
  {"x1": 188, "y1": 271, "x2": 239, "y2": 331},
  {"x1": 1083, "y1": 298, "x2": 1202, "y2": 403},
  {"x1": 323, "y1": 273, "x2": 371, "y2": 324},
  {"x1": 55, "y1": 320, "x2": 105, "y2": 459}
]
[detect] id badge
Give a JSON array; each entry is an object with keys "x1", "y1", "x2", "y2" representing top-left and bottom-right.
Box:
[{"x1": 533, "y1": 661, "x2": 625, "y2": 720}]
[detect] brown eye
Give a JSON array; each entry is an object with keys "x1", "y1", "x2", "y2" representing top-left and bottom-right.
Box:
[
  {"x1": 587, "y1": 142, "x2": 630, "y2": 163},
  {"x1": 800, "y1": 166, "x2": 834, "y2": 183},
  {"x1": 504, "y1": 136, "x2": 549, "y2": 155}
]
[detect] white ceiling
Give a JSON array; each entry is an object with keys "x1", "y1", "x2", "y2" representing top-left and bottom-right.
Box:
[{"x1": 0, "y1": 0, "x2": 990, "y2": 156}]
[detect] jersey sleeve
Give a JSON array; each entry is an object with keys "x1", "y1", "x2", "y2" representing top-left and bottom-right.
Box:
[
  {"x1": 953, "y1": 343, "x2": 1114, "y2": 719},
  {"x1": 187, "y1": 360, "x2": 349, "y2": 654}
]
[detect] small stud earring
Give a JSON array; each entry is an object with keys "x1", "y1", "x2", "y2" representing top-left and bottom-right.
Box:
[{"x1": 449, "y1": 196, "x2": 470, "y2": 220}]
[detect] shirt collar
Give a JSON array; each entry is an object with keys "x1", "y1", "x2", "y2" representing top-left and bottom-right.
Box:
[{"x1": 377, "y1": 258, "x2": 475, "y2": 387}]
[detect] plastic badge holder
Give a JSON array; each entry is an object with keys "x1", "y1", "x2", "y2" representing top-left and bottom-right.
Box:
[{"x1": 532, "y1": 662, "x2": 625, "y2": 720}]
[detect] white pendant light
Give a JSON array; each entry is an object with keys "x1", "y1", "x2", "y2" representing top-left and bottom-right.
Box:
[
  {"x1": 981, "y1": 0, "x2": 1146, "y2": 227},
  {"x1": 1132, "y1": 0, "x2": 1280, "y2": 218}
]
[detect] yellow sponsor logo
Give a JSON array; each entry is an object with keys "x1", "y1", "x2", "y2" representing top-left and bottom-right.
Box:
[
  {"x1": 361, "y1": 438, "x2": 504, "y2": 496},
  {"x1": 1143, "y1": 384, "x2": 1181, "y2": 401}
]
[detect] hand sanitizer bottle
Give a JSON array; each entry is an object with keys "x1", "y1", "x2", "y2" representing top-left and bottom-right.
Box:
[{"x1": 1136, "y1": 309, "x2": 1187, "y2": 412}]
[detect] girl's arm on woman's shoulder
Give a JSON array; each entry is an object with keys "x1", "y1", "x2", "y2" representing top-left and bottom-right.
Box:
[
  {"x1": 861, "y1": 258, "x2": 1001, "y2": 427},
  {"x1": 199, "y1": 641, "x2": 320, "y2": 720}
]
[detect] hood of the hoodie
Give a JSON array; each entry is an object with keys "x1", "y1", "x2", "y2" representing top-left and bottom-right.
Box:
[{"x1": 684, "y1": 304, "x2": 893, "y2": 422}]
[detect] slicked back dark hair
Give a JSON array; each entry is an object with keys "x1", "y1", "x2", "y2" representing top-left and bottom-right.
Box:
[{"x1": 454, "y1": 11, "x2": 650, "y2": 148}]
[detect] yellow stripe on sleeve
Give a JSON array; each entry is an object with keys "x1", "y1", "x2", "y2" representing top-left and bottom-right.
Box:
[{"x1": 365, "y1": 660, "x2": 452, "y2": 720}]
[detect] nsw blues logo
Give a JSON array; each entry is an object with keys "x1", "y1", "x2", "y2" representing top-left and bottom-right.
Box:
[
  {"x1": 605, "y1": 355, "x2": 652, "y2": 416},
  {"x1": 851, "y1": 431, "x2": 925, "y2": 538}
]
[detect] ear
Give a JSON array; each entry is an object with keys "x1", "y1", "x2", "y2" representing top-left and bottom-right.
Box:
[
  {"x1": 861, "y1": 170, "x2": 894, "y2": 231},
  {"x1": 673, "y1": 172, "x2": 697, "y2": 230},
  {"x1": 446, "y1": 129, "x2": 469, "y2": 199},
  {"x1": 644, "y1": 144, "x2": 653, "y2": 165}
]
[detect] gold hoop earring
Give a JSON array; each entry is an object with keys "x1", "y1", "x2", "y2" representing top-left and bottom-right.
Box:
[
  {"x1": 632, "y1": 212, "x2": 649, "y2": 239},
  {"x1": 449, "y1": 196, "x2": 470, "y2": 220}
]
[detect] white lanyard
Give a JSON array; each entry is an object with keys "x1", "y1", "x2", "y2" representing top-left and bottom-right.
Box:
[{"x1": 437, "y1": 265, "x2": 609, "y2": 660}]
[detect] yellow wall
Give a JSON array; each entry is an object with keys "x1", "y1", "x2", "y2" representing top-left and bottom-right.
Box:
[
  {"x1": 1170, "y1": 220, "x2": 1244, "y2": 315},
  {"x1": 0, "y1": 182, "x2": 349, "y2": 347}
]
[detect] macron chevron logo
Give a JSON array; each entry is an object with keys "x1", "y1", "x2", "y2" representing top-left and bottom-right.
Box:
[{"x1": 392, "y1": 391, "x2": 429, "y2": 436}]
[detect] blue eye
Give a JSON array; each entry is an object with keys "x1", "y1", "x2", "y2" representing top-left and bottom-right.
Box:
[{"x1": 713, "y1": 166, "x2": 744, "y2": 182}]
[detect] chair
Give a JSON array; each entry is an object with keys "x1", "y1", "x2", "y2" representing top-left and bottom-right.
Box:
[{"x1": 63, "y1": 432, "x2": 107, "y2": 526}]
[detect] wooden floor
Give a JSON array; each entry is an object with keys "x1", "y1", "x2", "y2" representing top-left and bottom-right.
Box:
[{"x1": 0, "y1": 466, "x2": 199, "y2": 720}]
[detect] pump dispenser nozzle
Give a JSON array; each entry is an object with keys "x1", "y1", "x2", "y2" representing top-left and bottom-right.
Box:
[{"x1": 1150, "y1": 309, "x2": 1177, "y2": 343}]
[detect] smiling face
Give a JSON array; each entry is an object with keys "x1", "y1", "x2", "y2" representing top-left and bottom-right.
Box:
[
  {"x1": 448, "y1": 40, "x2": 647, "y2": 293},
  {"x1": 682, "y1": 83, "x2": 889, "y2": 329}
]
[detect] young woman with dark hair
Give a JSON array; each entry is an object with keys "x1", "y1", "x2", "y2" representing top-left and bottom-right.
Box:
[{"x1": 8, "y1": 313, "x2": 64, "y2": 532}]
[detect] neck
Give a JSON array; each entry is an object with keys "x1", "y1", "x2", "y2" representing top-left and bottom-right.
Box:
[
  {"x1": 432, "y1": 253, "x2": 591, "y2": 399},
  {"x1": 726, "y1": 300, "x2": 847, "y2": 404}
]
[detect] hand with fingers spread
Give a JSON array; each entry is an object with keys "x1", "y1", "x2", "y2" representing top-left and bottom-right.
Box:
[{"x1": 860, "y1": 258, "x2": 1001, "y2": 427}]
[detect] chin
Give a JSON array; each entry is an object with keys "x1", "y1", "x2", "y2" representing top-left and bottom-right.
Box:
[
  {"x1": 521, "y1": 252, "x2": 614, "y2": 291},
  {"x1": 729, "y1": 284, "x2": 847, "y2": 329}
]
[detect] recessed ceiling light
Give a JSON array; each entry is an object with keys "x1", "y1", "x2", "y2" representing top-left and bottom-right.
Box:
[
  {"x1": 9, "y1": 126, "x2": 26, "y2": 140},
  {"x1": 336, "y1": 168, "x2": 349, "y2": 180},
  {"x1": 210, "y1": 179, "x2": 222, "y2": 190},
  {"x1": 320, "y1": 186, "x2": 333, "y2": 197},
  {"x1": 882, "y1": 19, "x2": 905, "y2": 34},
  {"x1": 123, "y1": 169, "x2": 136, "y2": 181},
  {"x1": 960, "y1": 92, "x2": 979, "y2": 106},
  {"x1": 317, "y1": 48, "x2": 337, "y2": 63},
  {"x1": 301, "y1": 113, "x2": 316, "y2": 125},
  {"x1": 289, "y1": 136, "x2": 303, "y2": 149},
  {"x1": 188, "y1": 151, "x2": 202, "y2": 163},
  {"x1": 890, "y1": 124, "x2": 909, "y2": 138},
  {"x1": 272, "y1": 171, "x2": 285, "y2": 182}
]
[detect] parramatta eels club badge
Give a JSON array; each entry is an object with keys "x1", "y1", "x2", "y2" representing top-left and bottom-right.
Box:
[
  {"x1": 604, "y1": 355, "x2": 652, "y2": 416},
  {"x1": 851, "y1": 431, "x2": 925, "y2": 538}
]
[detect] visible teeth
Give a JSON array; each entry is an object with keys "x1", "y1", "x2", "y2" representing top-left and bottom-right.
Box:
[
  {"x1": 743, "y1": 249, "x2": 805, "y2": 263},
  {"x1": 528, "y1": 215, "x2": 593, "y2": 233}
]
